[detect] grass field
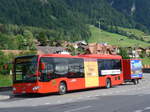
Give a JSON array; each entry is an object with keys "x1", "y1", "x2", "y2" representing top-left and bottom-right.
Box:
[
  {"x1": 0, "y1": 75, "x2": 12, "y2": 87},
  {"x1": 118, "y1": 27, "x2": 150, "y2": 42},
  {"x1": 89, "y1": 25, "x2": 150, "y2": 47},
  {"x1": 142, "y1": 57, "x2": 150, "y2": 65}
]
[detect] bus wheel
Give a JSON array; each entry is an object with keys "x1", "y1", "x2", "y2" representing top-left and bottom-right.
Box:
[
  {"x1": 58, "y1": 82, "x2": 67, "y2": 95},
  {"x1": 132, "y1": 79, "x2": 139, "y2": 85},
  {"x1": 106, "y1": 78, "x2": 111, "y2": 89},
  {"x1": 137, "y1": 79, "x2": 139, "y2": 84}
]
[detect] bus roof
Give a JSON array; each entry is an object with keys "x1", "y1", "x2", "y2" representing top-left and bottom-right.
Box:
[{"x1": 39, "y1": 54, "x2": 122, "y2": 59}]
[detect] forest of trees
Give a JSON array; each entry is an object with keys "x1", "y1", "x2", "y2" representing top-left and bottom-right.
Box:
[
  {"x1": 0, "y1": 0, "x2": 91, "y2": 49},
  {"x1": 107, "y1": 0, "x2": 150, "y2": 33},
  {"x1": 0, "y1": 0, "x2": 150, "y2": 50}
]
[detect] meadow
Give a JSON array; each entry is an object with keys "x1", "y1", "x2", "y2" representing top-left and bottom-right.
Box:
[{"x1": 89, "y1": 25, "x2": 150, "y2": 47}]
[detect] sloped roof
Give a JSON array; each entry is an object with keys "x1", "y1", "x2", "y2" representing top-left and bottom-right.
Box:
[{"x1": 36, "y1": 46, "x2": 65, "y2": 54}]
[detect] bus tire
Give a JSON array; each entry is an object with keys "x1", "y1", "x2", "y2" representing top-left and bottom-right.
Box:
[
  {"x1": 58, "y1": 82, "x2": 67, "y2": 95},
  {"x1": 106, "y1": 78, "x2": 111, "y2": 89},
  {"x1": 137, "y1": 79, "x2": 139, "y2": 84},
  {"x1": 132, "y1": 79, "x2": 139, "y2": 85}
]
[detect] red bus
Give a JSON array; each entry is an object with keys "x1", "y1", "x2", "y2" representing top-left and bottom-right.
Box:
[{"x1": 13, "y1": 54, "x2": 123, "y2": 95}]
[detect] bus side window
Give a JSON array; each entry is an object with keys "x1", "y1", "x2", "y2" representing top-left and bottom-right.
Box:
[
  {"x1": 112, "y1": 60, "x2": 122, "y2": 70},
  {"x1": 53, "y1": 58, "x2": 69, "y2": 77},
  {"x1": 98, "y1": 59, "x2": 122, "y2": 76},
  {"x1": 68, "y1": 58, "x2": 84, "y2": 78},
  {"x1": 54, "y1": 64, "x2": 68, "y2": 75},
  {"x1": 105, "y1": 60, "x2": 112, "y2": 70},
  {"x1": 98, "y1": 59, "x2": 105, "y2": 76},
  {"x1": 39, "y1": 58, "x2": 54, "y2": 82}
]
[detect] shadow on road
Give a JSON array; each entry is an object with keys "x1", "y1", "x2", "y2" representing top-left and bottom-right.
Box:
[
  {"x1": 12, "y1": 87, "x2": 107, "y2": 99},
  {"x1": 3, "y1": 80, "x2": 143, "y2": 101}
]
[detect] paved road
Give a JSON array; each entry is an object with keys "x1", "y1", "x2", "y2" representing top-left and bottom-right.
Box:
[{"x1": 0, "y1": 73, "x2": 150, "y2": 112}]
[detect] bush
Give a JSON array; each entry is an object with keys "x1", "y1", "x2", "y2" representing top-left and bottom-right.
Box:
[
  {"x1": 0, "y1": 51, "x2": 15, "y2": 75},
  {"x1": 118, "y1": 47, "x2": 130, "y2": 59}
]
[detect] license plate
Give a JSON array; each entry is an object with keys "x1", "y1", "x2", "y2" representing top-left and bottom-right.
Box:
[{"x1": 22, "y1": 91, "x2": 26, "y2": 94}]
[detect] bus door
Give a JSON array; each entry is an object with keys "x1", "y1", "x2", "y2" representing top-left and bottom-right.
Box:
[
  {"x1": 84, "y1": 58, "x2": 99, "y2": 88},
  {"x1": 67, "y1": 58, "x2": 85, "y2": 90}
]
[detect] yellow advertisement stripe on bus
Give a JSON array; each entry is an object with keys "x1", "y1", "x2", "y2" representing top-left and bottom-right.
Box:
[{"x1": 84, "y1": 59, "x2": 99, "y2": 87}]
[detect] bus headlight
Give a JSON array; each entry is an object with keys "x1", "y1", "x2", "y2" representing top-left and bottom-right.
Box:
[
  {"x1": 13, "y1": 87, "x2": 16, "y2": 91},
  {"x1": 32, "y1": 86, "x2": 40, "y2": 91}
]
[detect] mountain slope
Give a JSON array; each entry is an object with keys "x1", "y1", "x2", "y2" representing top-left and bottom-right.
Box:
[
  {"x1": 65, "y1": 0, "x2": 134, "y2": 27},
  {"x1": 0, "y1": 0, "x2": 90, "y2": 41},
  {"x1": 107, "y1": 0, "x2": 150, "y2": 32},
  {"x1": 0, "y1": 0, "x2": 150, "y2": 44},
  {"x1": 0, "y1": 0, "x2": 148, "y2": 32},
  {"x1": 89, "y1": 25, "x2": 150, "y2": 47},
  {"x1": 0, "y1": 0, "x2": 135, "y2": 29}
]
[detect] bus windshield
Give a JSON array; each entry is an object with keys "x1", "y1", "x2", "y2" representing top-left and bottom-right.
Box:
[{"x1": 14, "y1": 56, "x2": 38, "y2": 83}]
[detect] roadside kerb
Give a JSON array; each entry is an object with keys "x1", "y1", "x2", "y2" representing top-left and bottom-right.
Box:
[
  {"x1": 0, "y1": 88, "x2": 12, "y2": 101},
  {"x1": 0, "y1": 95, "x2": 11, "y2": 101}
]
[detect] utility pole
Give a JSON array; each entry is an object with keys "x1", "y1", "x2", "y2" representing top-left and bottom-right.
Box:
[{"x1": 99, "y1": 19, "x2": 101, "y2": 30}]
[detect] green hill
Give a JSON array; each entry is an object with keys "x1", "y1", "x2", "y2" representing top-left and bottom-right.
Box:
[
  {"x1": 118, "y1": 27, "x2": 150, "y2": 42},
  {"x1": 89, "y1": 25, "x2": 150, "y2": 47}
]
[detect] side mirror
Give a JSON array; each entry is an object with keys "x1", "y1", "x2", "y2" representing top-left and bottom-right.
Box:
[{"x1": 40, "y1": 63, "x2": 46, "y2": 70}]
